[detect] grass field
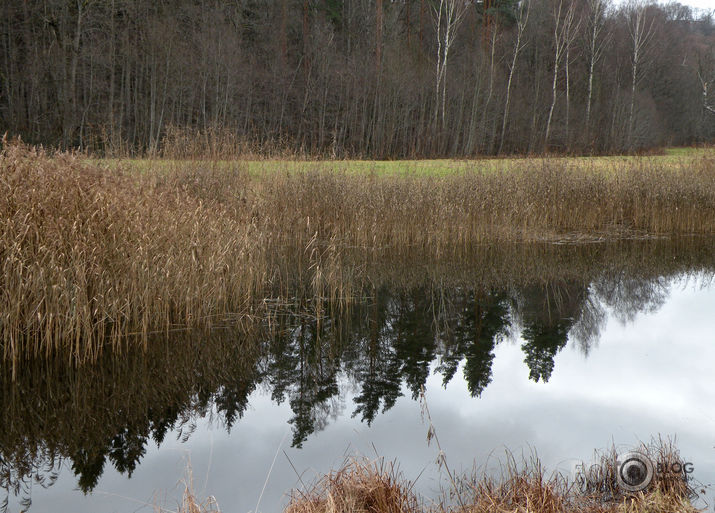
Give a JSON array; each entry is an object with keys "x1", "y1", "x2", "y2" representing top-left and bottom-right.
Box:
[{"x1": 97, "y1": 146, "x2": 715, "y2": 177}]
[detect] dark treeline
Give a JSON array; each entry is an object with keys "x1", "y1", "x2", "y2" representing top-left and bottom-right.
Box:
[{"x1": 1, "y1": 0, "x2": 714, "y2": 157}]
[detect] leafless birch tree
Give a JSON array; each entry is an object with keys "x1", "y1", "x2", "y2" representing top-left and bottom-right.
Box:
[
  {"x1": 585, "y1": 0, "x2": 610, "y2": 133},
  {"x1": 498, "y1": 0, "x2": 530, "y2": 154},
  {"x1": 626, "y1": 0, "x2": 655, "y2": 149},
  {"x1": 432, "y1": 0, "x2": 469, "y2": 127},
  {"x1": 544, "y1": 0, "x2": 581, "y2": 150}
]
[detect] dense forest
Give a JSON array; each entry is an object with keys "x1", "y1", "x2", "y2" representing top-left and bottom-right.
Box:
[{"x1": 1, "y1": 0, "x2": 714, "y2": 157}]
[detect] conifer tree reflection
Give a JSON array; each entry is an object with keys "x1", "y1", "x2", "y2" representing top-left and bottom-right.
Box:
[
  {"x1": 521, "y1": 321, "x2": 571, "y2": 382},
  {"x1": 351, "y1": 286, "x2": 402, "y2": 425},
  {"x1": 392, "y1": 288, "x2": 438, "y2": 399},
  {"x1": 437, "y1": 290, "x2": 511, "y2": 397},
  {"x1": 268, "y1": 311, "x2": 341, "y2": 447},
  {"x1": 519, "y1": 282, "x2": 587, "y2": 382},
  {"x1": 0, "y1": 330, "x2": 261, "y2": 505}
]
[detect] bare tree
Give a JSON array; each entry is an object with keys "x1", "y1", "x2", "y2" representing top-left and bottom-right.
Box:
[
  {"x1": 280, "y1": 0, "x2": 288, "y2": 65},
  {"x1": 564, "y1": 9, "x2": 582, "y2": 149},
  {"x1": 480, "y1": 23, "x2": 499, "y2": 153},
  {"x1": 432, "y1": 0, "x2": 469, "y2": 127},
  {"x1": 585, "y1": 0, "x2": 610, "y2": 134},
  {"x1": 376, "y1": 0, "x2": 383, "y2": 76},
  {"x1": 544, "y1": 0, "x2": 581, "y2": 150},
  {"x1": 698, "y1": 67, "x2": 715, "y2": 115},
  {"x1": 626, "y1": 0, "x2": 655, "y2": 149},
  {"x1": 0, "y1": 0, "x2": 712, "y2": 157},
  {"x1": 499, "y1": 0, "x2": 531, "y2": 154}
]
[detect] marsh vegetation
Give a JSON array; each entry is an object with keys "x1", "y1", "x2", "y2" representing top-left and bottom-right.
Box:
[
  {"x1": 283, "y1": 443, "x2": 698, "y2": 513},
  {"x1": 1, "y1": 142, "x2": 714, "y2": 371},
  {"x1": 1, "y1": 139, "x2": 713, "y2": 511}
]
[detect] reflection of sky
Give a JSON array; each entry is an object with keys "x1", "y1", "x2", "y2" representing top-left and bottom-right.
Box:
[{"x1": 25, "y1": 276, "x2": 715, "y2": 513}]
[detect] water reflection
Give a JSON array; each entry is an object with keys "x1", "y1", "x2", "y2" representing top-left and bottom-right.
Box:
[{"x1": 0, "y1": 239, "x2": 712, "y2": 510}]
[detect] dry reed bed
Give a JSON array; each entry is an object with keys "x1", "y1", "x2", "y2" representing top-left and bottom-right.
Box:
[
  {"x1": 285, "y1": 441, "x2": 700, "y2": 513},
  {"x1": 1, "y1": 143, "x2": 265, "y2": 370},
  {"x1": 255, "y1": 155, "x2": 715, "y2": 252},
  {"x1": 2, "y1": 141, "x2": 714, "y2": 368},
  {"x1": 170, "y1": 447, "x2": 699, "y2": 513}
]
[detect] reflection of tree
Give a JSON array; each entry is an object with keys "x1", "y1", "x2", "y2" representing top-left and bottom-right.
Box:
[
  {"x1": 518, "y1": 282, "x2": 586, "y2": 382},
  {"x1": 437, "y1": 291, "x2": 511, "y2": 396},
  {"x1": 392, "y1": 289, "x2": 438, "y2": 399},
  {"x1": 0, "y1": 329, "x2": 261, "y2": 507},
  {"x1": 267, "y1": 311, "x2": 341, "y2": 447},
  {"x1": 464, "y1": 293, "x2": 511, "y2": 396},
  {"x1": 71, "y1": 447, "x2": 109, "y2": 493},
  {"x1": 521, "y1": 321, "x2": 570, "y2": 382},
  {"x1": 0, "y1": 448, "x2": 60, "y2": 511},
  {"x1": 593, "y1": 273, "x2": 670, "y2": 323},
  {"x1": 351, "y1": 287, "x2": 402, "y2": 425},
  {"x1": 214, "y1": 375, "x2": 258, "y2": 432}
]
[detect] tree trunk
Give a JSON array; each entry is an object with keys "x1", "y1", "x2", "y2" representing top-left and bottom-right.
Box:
[
  {"x1": 376, "y1": 0, "x2": 383, "y2": 77},
  {"x1": 499, "y1": 0, "x2": 529, "y2": 154}
]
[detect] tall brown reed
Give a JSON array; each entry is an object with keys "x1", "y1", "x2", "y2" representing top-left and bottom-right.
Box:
[
  {"x1": 285, "y1": 458, "x2": 421, "y2": 513},
  {"x1": 254, "y1": 155, "x2": 715, "y2": 254},
  {"x1": 1, "y1": 142, "x2": 265, "y2": 374},
  {"x1": 2, "y1": 141, "x2": 713, "y2": 370}
]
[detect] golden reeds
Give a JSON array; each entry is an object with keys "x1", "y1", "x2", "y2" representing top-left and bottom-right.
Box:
[
  {"x1": 285, "y1": 440, "x2": 701, "y2": 513},
  {"x1": 2, "y1": 140, "x2": 714, "y2": 368},
  {"x1": 146, "y1": 445, "x2": 701, "y2": 513},
  {"x1": 253, "y1": 155, "x2": 715, "y2": 253},
  {"x1": 285, "y1": 458, "x2": 421, "y2": 513},
  {"x1": 1, "y1": 142, "x2": 265, "y2": 372}
]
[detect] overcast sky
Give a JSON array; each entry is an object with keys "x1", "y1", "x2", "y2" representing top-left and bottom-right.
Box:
[
  {"x1": 617, "y1": 0, "x2": 714, "y2": 10},
  {"x1": 685, "y1": 0, "x2": 713, "y2": 10},
  {"x1": 675, "y1": 0, "x2": 713, "y2": 10}
]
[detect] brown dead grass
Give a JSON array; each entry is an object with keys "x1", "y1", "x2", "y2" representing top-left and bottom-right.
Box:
[
  {"x1": 1, "y1": 139, "x2": 714, "y2": 369},
  {"x1": 1, "y1": 141, "x2": 265, "y2": 372},
  {"x1": 284, "y1": 444, "x2": 701, "y2": 513},
  {"x1": 155, "y1": 445, "x2": 701, "y2": 513},
  {"x1": 286, "y1": 459, "x2": 420, "y2": 513}
]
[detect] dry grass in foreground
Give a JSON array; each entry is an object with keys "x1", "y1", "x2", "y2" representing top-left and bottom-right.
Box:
[
  {"x1": 141, "y1": 413, "x2": 701, "y2": 513},
  {"x1": 287, "y1": 408, "x2": 699, "y2": 513},
  {"x1": 153, "y1": 449, "x2": 701, "y2": 513},
  {"x1": 2, "y1": 140, "x2": 714, "y2": 369},
  {"x1": 150, "y1": 461, "x2": 221, "y2": 513},
  {"x1": 284, "y1": 444, "x2": 701, "y2": 513}
]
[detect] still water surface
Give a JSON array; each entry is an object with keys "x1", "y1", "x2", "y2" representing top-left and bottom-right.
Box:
[{"x1": 2, "y1": 241, "x2": 714, "y2": 512}]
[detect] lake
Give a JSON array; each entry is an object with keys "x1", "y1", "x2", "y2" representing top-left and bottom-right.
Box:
[{"x1": 1, "y1": 239, "x2": 714, "y2": 513}]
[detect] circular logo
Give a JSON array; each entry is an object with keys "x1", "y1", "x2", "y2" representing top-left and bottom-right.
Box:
[{"x1": 616, "y1": 451, "x2": 654, "y2": 493}]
